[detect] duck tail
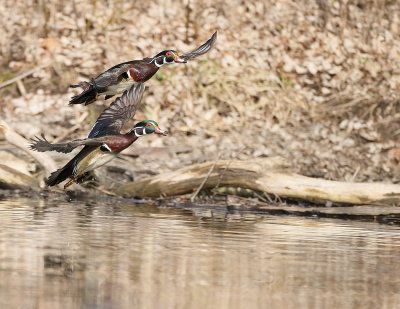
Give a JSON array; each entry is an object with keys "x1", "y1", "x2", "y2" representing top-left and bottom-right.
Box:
[
  {"x1": 69, "y1": 83, "x2": 98, "y2": 105},
  {"x1": 46, "y1": 159, "x2": 76, "y2": 187}
]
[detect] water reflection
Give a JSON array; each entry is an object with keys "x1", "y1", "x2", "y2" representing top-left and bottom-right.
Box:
[{"x1": 0, "y1": 197, "x2": 399, "y2": 308}]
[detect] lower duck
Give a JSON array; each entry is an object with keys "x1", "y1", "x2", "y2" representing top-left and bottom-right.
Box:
[{"x1": 30, "y1": 84, "x2": 168, "y2": 189}]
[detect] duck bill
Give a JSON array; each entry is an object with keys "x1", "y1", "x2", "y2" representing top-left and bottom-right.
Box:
[
  {"x1": 174, "y1": 55, "x2": 187, "y2": 63},
  {"x1": 155, "y1": 128, "x2": 168, "y2": 136}
]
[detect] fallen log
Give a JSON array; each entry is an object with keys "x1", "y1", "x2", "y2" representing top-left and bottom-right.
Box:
[
  {"x1": 0, "y1": 151, "x2": 35, "y2": 176},
  {"x1": 0, "y1": 165, "x2": 40, "y2": 190},
  {"x1": 115, "y1": 158, "x2": 400, "y2": 205},
  {"x1": 0, "y1": 120, "x2": 57, "y2": 177}
]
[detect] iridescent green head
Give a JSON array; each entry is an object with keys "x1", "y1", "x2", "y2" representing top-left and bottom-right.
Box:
[{"x1": 130, "y1": 120, "x2": 168, "y2": 137}]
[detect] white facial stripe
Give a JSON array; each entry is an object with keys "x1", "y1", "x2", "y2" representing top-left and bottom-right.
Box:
[
  {"x1": 154, "y1": 60, "x2": 163, "y2": 68},
  {"x1": 134, "y1": 127, "x2": 146, "y2": 137},
  {"x1": 126, "y1": 69, "x2": 132, "y2": 79},
  {"x1": 153, "y1": 56, "x2": 173, "y2": 68},
  {"x1": 153, "y1": 56, "x2": 163, "y2": 68}
]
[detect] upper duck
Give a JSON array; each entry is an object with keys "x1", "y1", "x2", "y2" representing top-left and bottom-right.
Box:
[
  {"x1": 30, "y1": 84, "x2": 168, "y2": 189},
  {"x1": 69, "y1": 31, "x2": 217, "y2": 105}
]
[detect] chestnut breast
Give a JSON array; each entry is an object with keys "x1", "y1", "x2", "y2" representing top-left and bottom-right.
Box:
[
  {"x1": 129, "y1": 63, "x2": 159, "y2": 83},
  {"x1": 106, "y1": 135, "x2": 137, "y2": 152}
]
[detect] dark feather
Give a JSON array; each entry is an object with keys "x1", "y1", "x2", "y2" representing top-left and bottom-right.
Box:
[
  {"x1": 29, "y1": 134, "x2": 75, "y2": 153},
  {"x1": 92, "y1": 61, "x2": 138, "y2": 90},
  {"x1": 45, "y1": 147, "x2": 94, "y2": 186},
  {"x1": 30, "y1": 134, "x2": 106, "y2": 153},
  {"x1": 70, "y1": 81, "x2": 91, "y2": 88},
  {"x1": 46, "y1": 158, "x2": 76, "y2": 186},
  {"x1": 31, "y1": 84, "x2": 145, "y2": 153},
  {"x1": 181, "y1": 31, "x2": 217, "y2": 61},
  {"x1": 69, "y1": 84, "x2": 98, "y2": 105},
  {"x1": 88, "y1": 83, "x2": 145, "y2": 138}
]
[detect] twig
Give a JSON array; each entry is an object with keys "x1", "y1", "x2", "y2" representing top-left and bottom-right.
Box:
[
  {"x1": 190, "y1": 153, "x2": 221, "y2": 202},
  {"x1": 263, "y1": 191, "x2": 275, "y2": 204},
  {"x1": 213, "y1": 147, "x2": 245, "y2": 193},
  {"x1": 0, "y1": 120, "x2": 57, "y2": 177},
  {"x1": 349, "y1": 165, "x2": 361, "y2": 182},
  {"x1": 0, "y1": 64, "x2": 49, "y2": 89},
  {"x1": 53, "y1": 112, "x2": 88, "y2": 143},
  {"x1": 16, "y1": 79, "x2": 27, "y2": 96}
]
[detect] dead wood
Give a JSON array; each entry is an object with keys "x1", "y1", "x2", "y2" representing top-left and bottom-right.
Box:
[
  {"x1": 115, "y1": 158, "x2": 400, "y2": 205},
  {"x1": 0, "y1": 165, "x2": 40, "y2": 190},
  {"x1": 0, "y1": 151, "x2": 35, "y2": 176},
  {"x1": 0, "y1": 120, "x2": 57, "y2": 177}
]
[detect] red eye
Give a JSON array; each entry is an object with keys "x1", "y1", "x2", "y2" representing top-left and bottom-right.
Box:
[
  {"x1": 166, "y1": 51, "x2": 172, "y2": 57},
  {"x1": 146, "y1": 123, "x2": 152, "y2": 127}
]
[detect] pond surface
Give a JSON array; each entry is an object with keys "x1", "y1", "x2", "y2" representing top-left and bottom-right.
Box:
[{"x1": 0, "y1": 197, "x2": 399, "y2": 309}]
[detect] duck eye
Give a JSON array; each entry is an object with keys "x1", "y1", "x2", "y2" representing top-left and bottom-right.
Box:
[
  {"x1": 166, "y1": 51, "x2": 172, "y2": 57},
  {"x1": 146, "y1": 123, "x2": 152, "y2": 127}
]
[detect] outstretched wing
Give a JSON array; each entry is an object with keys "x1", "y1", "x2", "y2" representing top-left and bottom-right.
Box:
[
  {"x1": 180, "y1": 31, "x2": 217, "y2": 61},
  {"x1": 29, "y1": 134, "x2": 106, "y2": 153},
  {"x1": 88, "y1": 83, "x2": 145, "y2": 138},
  {"x1": 30, "y1": 84, "x2": 146, "y2": 153}
]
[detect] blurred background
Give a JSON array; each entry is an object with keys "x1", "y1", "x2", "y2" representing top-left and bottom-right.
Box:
[{"x1": 1, "y1": 0, "x2": 400, "y2": 182}]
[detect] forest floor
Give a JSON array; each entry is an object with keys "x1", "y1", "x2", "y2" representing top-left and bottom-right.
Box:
[{"x1": 1, "y1": 0, "x2": 400, "y2": 193}]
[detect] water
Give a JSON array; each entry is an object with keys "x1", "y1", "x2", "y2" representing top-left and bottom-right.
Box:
[{"x1": 0, "y1": 197, "x2": 400, "y2": 309}]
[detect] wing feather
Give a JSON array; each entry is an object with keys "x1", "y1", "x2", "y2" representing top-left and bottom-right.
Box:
[
  {"x1": 92, "y1": 61, "x2": 139, "y2": 90},
  {"x1": 88, "y1": 83, "x2": 145, "y2": 138},
  {"x1": 30, "y1": 84, "x2": 145, "y2": 152},
  {"x1": 29, "y1": 134, "x2": 106, "y2": 153},
  {"x1": 180, "y1": 31, "x2": 217, "y2": 61}
]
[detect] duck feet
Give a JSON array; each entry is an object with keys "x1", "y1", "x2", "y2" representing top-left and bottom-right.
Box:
[{"x1": 64, "y1": 178, "x2": 76, "y2": 189}]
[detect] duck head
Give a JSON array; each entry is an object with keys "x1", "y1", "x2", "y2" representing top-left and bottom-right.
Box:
[
  {"x1": 130, "y1": 120, "x2": 168, "y2": 137},
  {"x1": 152, "y1": 50, "x2": 187, "y2": 67}
]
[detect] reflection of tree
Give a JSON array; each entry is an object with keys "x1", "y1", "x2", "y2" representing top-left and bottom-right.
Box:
[{"x1": 1, "y1": 198, "x2": 400, "y2": 308}]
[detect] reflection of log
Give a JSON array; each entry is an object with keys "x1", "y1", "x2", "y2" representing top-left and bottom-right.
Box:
[
  {"x1": 115, "y1": 158, "x2": 400, "y2": 205},
  {"x1": 0, "y1": 120, "x2": 57, "y2": 177},
  {"x1": 0, "y1": 165, "x2": 40, "y2": 190}
]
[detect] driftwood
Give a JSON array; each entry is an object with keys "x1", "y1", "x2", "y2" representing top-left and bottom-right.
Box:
[
  {"x1": 0, "y1": 165, "x2": 40, "y2": 190},
  {"x1": 115, "y1": 158, "x2": 400, "y2": 205},
  {"x1": 0, "y1": 151, "x2": 35, "y2": 176},
  {"x1": 0, "y1": 120, "x2": 57, "y2": 177}
]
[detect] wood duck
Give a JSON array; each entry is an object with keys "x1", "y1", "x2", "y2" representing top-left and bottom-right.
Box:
[
  {"x1": 69, "y1": 31, "x2": 217, "y2": 105},
  {"x1": 30, "y1": 84, "x2": 168, "y2": 189}
]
